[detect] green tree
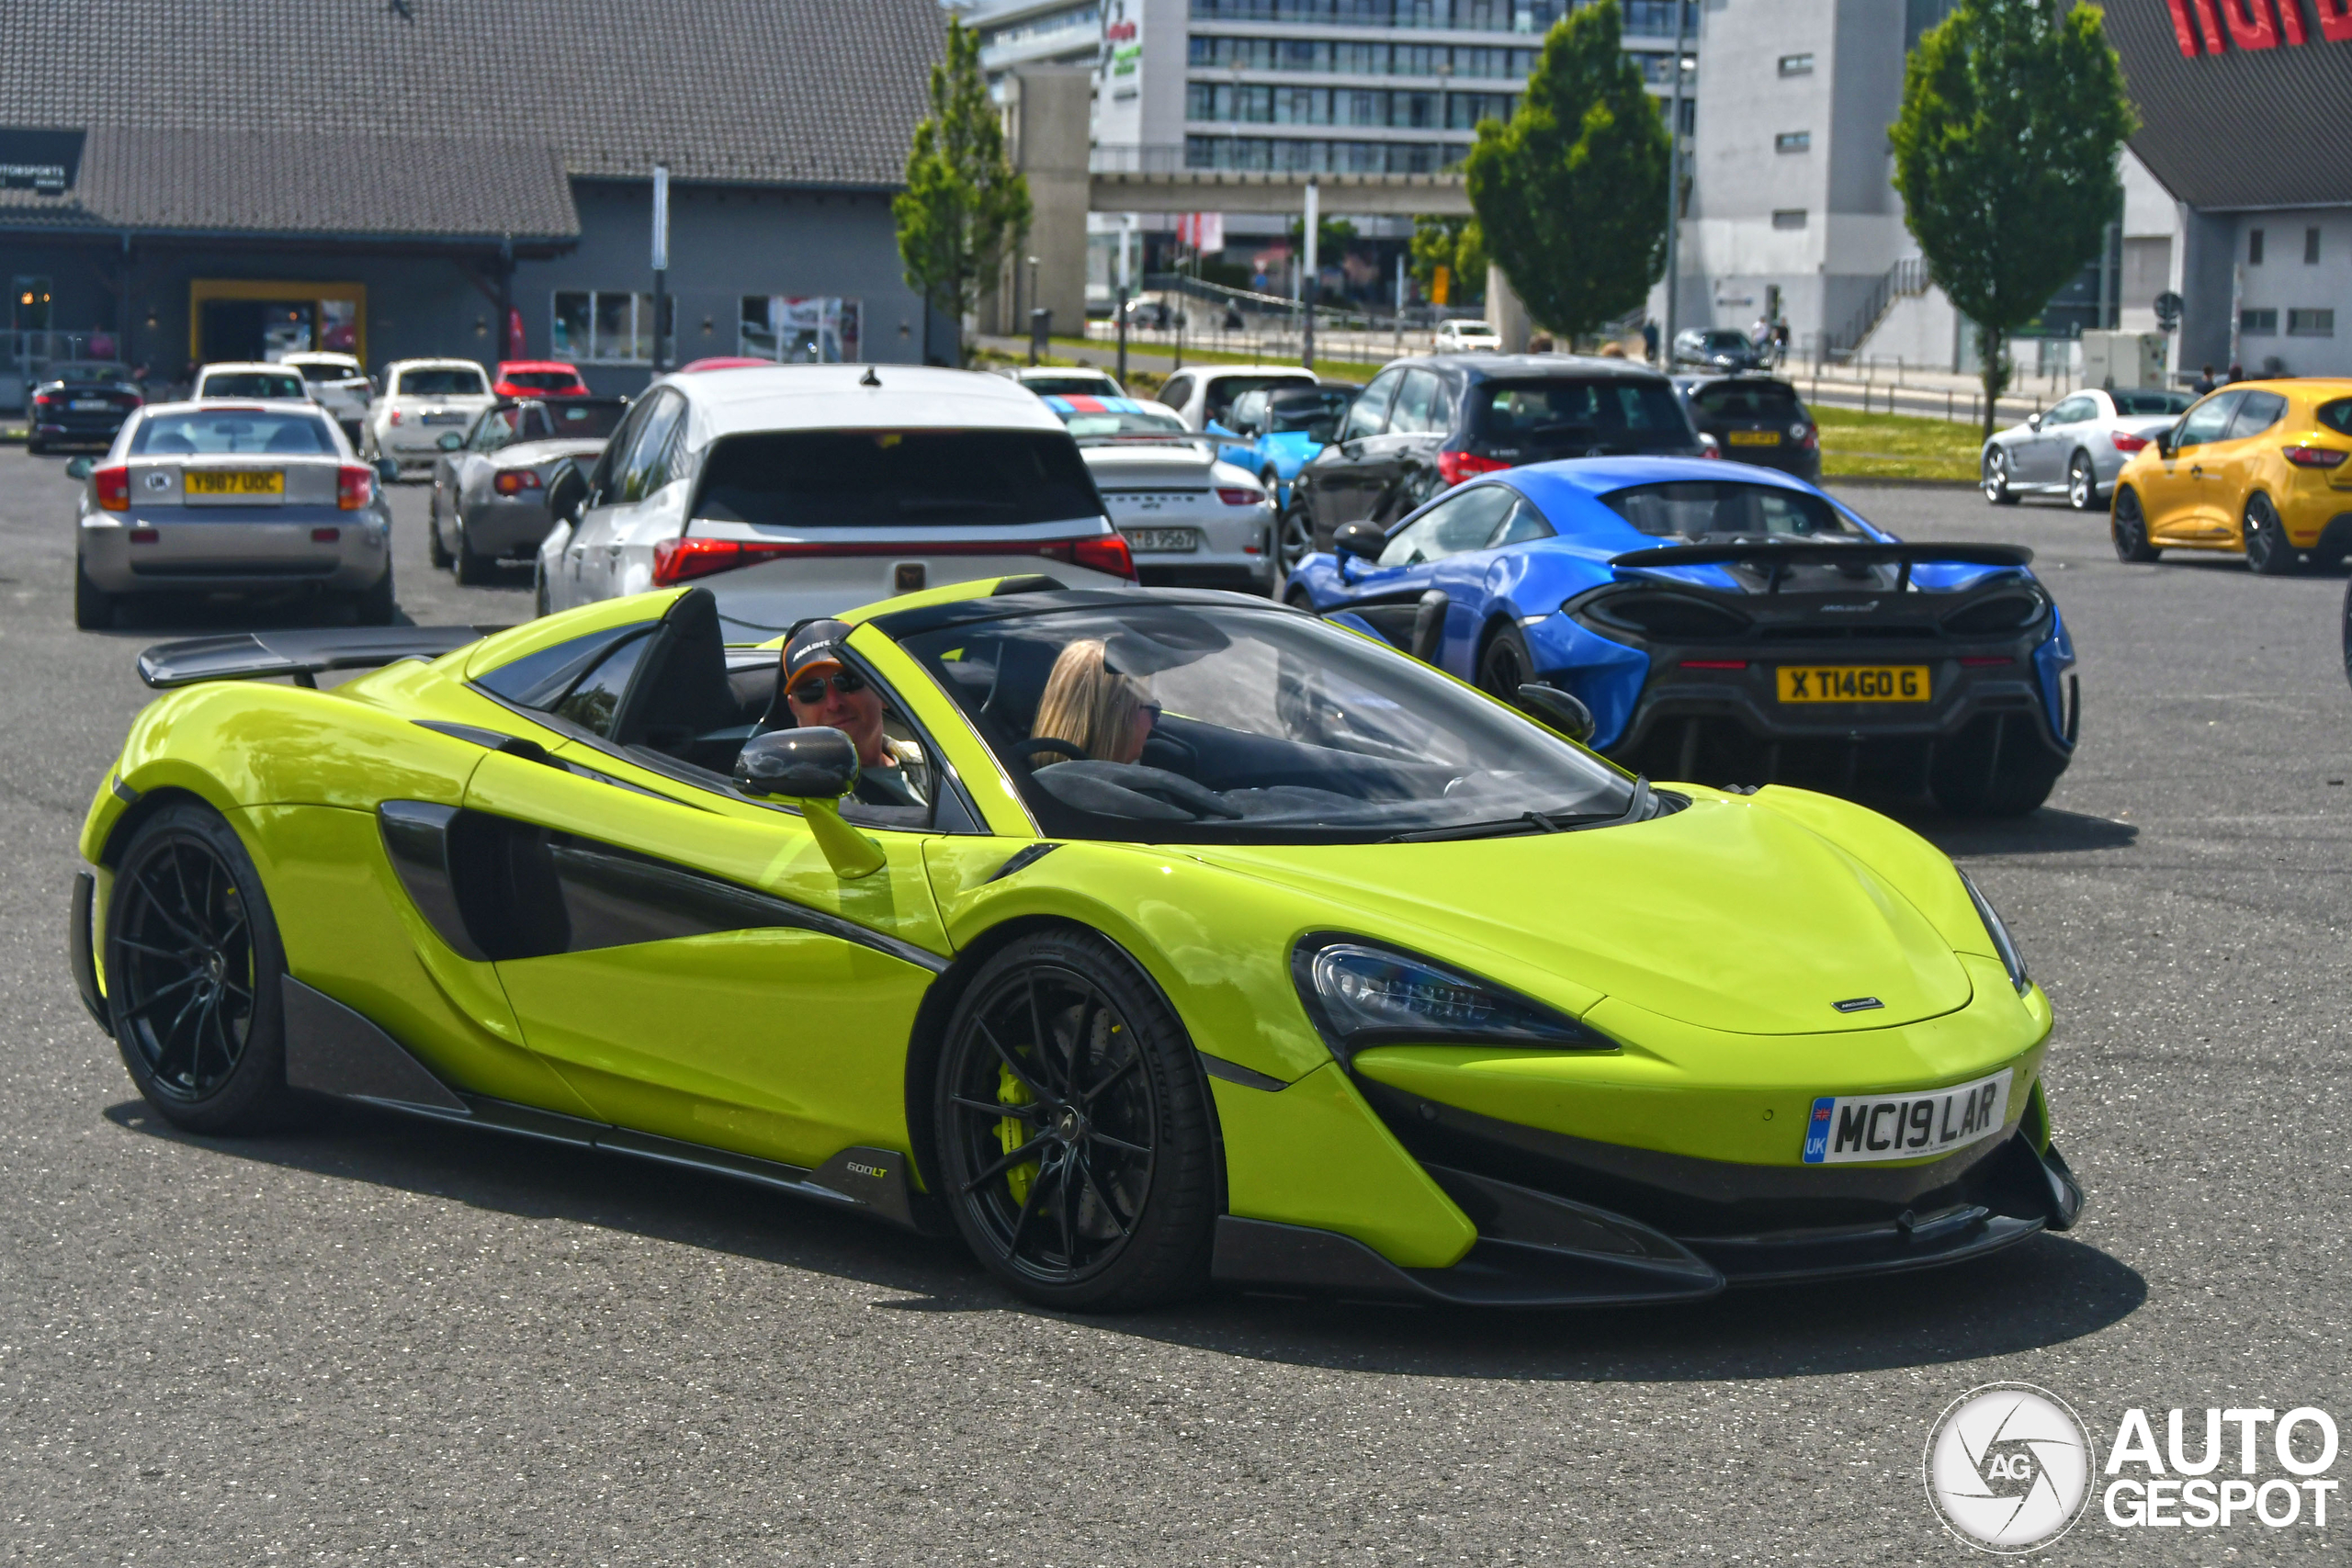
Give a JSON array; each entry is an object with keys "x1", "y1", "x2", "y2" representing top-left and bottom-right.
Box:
[
  {"x1": 1408, "y1": 216, "x2": 1487, "y2": 304},
  {"x1": 1463, "y1": 3, "x2": 1667, "y2": 338},
  {"x1": 1890, "y1": 0, "x2": 2134, "y2": 440},
  {"x1": 893, "y1": 18, "x2": 1032, "y2": 363}
]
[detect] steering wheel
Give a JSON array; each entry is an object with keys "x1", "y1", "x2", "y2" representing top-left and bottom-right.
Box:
[{"x1": 1012, "y1": 735, "x2": 1088, "y2": 762}]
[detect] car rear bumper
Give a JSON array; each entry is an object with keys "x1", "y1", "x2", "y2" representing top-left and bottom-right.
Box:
[
  {"x1": 79, "y1": 510, "x2": 390, "y2": 593},
  {"x1": 459, "y1": 493, "x2": 558, "y2": 557},
  {"x1": 32, "y1": 414, "x2": 130, "y2": 444}
]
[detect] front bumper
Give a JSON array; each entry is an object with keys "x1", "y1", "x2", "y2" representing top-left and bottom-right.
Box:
[{"x1": 79, "y1": 508, "x2": 390, "y2": 594}]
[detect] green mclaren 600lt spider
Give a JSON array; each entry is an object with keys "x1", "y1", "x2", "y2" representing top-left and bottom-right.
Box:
[{"x1": 70, "y1": 575, "x2": 2082, "y2": 1311}]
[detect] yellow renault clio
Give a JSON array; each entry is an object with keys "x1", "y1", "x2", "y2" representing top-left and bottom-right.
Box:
[{"x1": 2110, "y1": 378, "x2": 2352, "y2": 574}]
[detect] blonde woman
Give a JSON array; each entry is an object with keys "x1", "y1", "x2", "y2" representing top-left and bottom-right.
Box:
[{"x1": 1031, "y1": 639, "x2": 1159, "y2": 765}]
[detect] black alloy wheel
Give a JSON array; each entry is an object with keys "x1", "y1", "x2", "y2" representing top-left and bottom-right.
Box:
[
  {"x1": 1478, "y1": 624, "x2": 1535, "y2": 701},
  {"x1": 106, "y1": 801, "x2": 295, "y2": 1133},
  {"x1": 934, "y1": 930, "x2": 1216, "y2": 1311},
  {"x1": 1982, "y1": 448, "x2": 2018, "y2": 506},
  {"x1": 2066, "y1": 452, "x2": 2098, "y2": 512},
  {"x1": 2244, "y1": 493, "x2": 2301, "y2": 577},
  {"x1": 454, "y1": 522, "x2": 492, "y2": 586},
  {"x1": 1277, "y1": 494, "x2": 1316, "y2": 574},
  {"x1": 2110, "y1": 488, "x2": 2159, "y2": 563}
]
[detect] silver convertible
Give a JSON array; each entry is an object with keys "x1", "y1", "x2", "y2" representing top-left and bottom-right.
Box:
[
  {"x1": 1980, "y1": 386, "x2": 2194, "y2": 510},
  {"x1": 426, "y1": 397, "x2": 628, "y2": 583}
]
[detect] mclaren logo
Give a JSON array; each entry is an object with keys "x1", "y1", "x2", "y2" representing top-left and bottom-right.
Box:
[
  {"x1": 1820, "y1": 602, "x2": 1880, "y2": 613},
  {"x1": 1832, "y1": 997, "x2": 1884, "y2": 1013}
]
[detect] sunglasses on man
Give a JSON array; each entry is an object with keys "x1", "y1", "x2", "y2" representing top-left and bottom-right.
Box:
[{"x1": 787, "y1": 669, "x2": 868, "y2": 705}]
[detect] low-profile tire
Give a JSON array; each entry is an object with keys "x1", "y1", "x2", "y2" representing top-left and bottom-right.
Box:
[
  {"x1": 2065, "y1": 452, "x2": 2098, "y2": 512},
  {"x1": 105, "y1": 800, "x2": 298, "y2": 1134},
  {"x1": 1982, "y1": 447, "x2": 2019, "y2": 506},
  {"x1": 2243, "y1": 493, "x2": 2301, "y2": 577},
  {"x1": 2110, "y1": 487, "x2": 2159, "y2": 563},
  {"x1": 1276, "y1": 493, "x2": 1315, "y2": 574},
  {"x1": 1477, "y1": 624, "x2": 1535, "y2": 696},
  {"x1": 353, "y1": 568, "x2": 396, "y2": 626},
  {"x1": 74, "y1": 556, "x2": 115, "y2": 630},
  {"x1": 1929, "y1": 729, "x2": 2065, "y2": 818},
  {"x1": 454, "y1": 524, "x2": 492, "y2": 586},
  {"x1": 426, "y1": 504, "x2": 453, "y2": 570},
  {"x1": 933, "y1": 928, "x2": 1218, "y2": 1312}
]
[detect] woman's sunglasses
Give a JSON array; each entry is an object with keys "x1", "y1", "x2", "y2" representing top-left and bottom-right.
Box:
[{"x1": 787, "y1": 670, "x2": 867, "y2": 705}]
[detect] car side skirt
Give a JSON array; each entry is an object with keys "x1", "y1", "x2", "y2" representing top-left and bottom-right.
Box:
[{"x1": 279, "y1": 976, "x2": 935, "y2": 1233}]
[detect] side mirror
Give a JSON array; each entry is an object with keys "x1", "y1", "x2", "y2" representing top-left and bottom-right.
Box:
[
  {"x1": 64, "y1": 457, "x2": 94, "y2": 479},
  {"x1": 2025, "y1": 413, "x2": 2042, "y2": 433},
  {"x1": 375, "y1": 457, "x2": 400, "y2": 486},
  {"x1": 437, "y1": 431, "x2": 464, "y2": 450},
  {"x1": 544, "y1": 458, "x2": 589, "y2": 525},
  {"x1": 1333, "y1": 520, "x2": 1387, "y2": 559},
  {"x1": 733, "y1": 728, "x2": 886, "y2": 878},
  {"x1": 1516, "y1": 682, "x2": 1596, "y2": 744}
]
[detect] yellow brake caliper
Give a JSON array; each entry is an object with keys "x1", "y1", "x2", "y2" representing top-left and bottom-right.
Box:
[{"x1": 997, "y1": 1063, "x2": 1037, "y2": 1204}]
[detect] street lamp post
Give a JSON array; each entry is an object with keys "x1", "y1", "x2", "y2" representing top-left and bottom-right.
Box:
[
  {"x1": 1026, "y1": 254, "x2": 1040, "y2": 363},
  {"x1": 1661, "y1": 5, "x2": 1690, "y2": 365}
]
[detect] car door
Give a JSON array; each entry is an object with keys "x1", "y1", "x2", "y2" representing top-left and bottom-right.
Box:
[
  {"x1": 1365, "y1": 368, "x2": 1447, "y2": 525},
  {"x1": 1328, "y1": 483, "x2": 1519, "y2": 655},
  {"x1": 2145, "y1": 389, "x2": 2245, "y2": 542},
  {"x1": 569, "y1": 389, "x2": 681, "y2": 603},
  {"x1": 2021, "y1": 396, "x2": 2093, "y2": 486},
  {"x1": 456, "y1": 598, "x2": 955, "y2": 1169},
  {"x1": 2211, "y1": 389, "x2": 2288, "y2": 540},
  {"x1": 1304, "y1": 367, "x2": 1402, "y2": 549}
]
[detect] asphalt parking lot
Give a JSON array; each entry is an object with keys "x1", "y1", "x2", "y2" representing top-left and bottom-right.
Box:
[{"x1": 3, "y1": 446, "x2": 2347, "y2": 1564}]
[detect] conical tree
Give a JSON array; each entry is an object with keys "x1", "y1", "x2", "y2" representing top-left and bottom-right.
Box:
[
  {"x1": 895, "y1": 19, "x2": 1032, "y2": 363},
  {"x1": 1464, "y1": 3, "x2": 1668, "y2": 339}
]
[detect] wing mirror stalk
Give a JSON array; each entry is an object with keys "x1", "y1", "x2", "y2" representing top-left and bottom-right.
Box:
[
  {"x1": 1516, "y1": 683, "x2": 1596, "y2": 745},
  {"x1": 64, "y1": 457, "x2": 94, "y2": 479},
  {"x1": 733, "y1": 728, "x2": 887, "y2": 878}
]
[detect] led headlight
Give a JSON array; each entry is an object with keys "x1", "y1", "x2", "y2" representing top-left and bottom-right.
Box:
[
  {"x1": 1958, "y1": 870, "x2": 2030, "y2": 994},
  {"x1": 1291, "y1": 937, "x2": 1610, "y2": 1057}
]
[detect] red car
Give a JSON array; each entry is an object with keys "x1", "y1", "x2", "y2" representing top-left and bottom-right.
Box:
[{"x1": 492, "y1": 360, "x2": 590, "y2": 399}]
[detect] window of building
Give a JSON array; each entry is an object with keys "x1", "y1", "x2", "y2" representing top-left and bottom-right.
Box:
[
  {"x1": 2248, "y1": 228, "x2": 2265, "y2": 265},
  {"x1": 1779, "y1": 52, "x2": 1815, "y2": 75},
  {"x1": 2306, "y1": 227, "x2": 2321, "y2": 265},
  {"x1": 739, "y1": 296, "x2": 863, "y2": 363},
  {"x1": 1771, "y1": 209, "x2": 1807, "y2": 231},
  {"x1": 553, "y1": 290, "x2": 657, "y2": 365},
  {"x1": 2289, "y1": 308, "x2": 2335, "y2": 337},
  {"x1": 1774, "y1": 131, "x2": 1810, "y2": 153},
  {"x1": 2239, "y1": 307, "x2": 2278, "y2": 335}
]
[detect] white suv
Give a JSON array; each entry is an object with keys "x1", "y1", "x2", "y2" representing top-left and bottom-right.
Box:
[
  {"x1": 191, "y1": 362, "x2": 311, "y2": 401},
  {"x1": 1151, "y1": 365, "x2": 1317, "y2": 433},
  {"x1": 280, "y1": 352, "x2": 373, "y2": 445},
  {"x1": 365, "y1": 358, "x2": 493, "y2": 476},
  {"x1": 535, "y1": 364, "x2": 1136, "y2": 628}
]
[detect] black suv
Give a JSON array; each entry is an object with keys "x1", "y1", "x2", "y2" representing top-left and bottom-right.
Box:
[
  {"x1": 1291, "y1": 355, "x2": 1703, "y2": 552},
  {"x1": 1675, "y1": 374, "x2": 1821, "y2": 482}
]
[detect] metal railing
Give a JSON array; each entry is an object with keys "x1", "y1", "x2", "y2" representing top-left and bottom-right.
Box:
[{"x1": 1823, "y1": 256, "x2": 1931, "y2": 363}]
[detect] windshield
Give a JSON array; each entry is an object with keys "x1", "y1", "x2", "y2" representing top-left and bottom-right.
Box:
[
  {"x1": 1022, "y1": 375, "x2": 1119, "y2": 396},
  {"x1": 294, "y1": 361, "x2": 359, "y2": 383},
  {"x1": 1205, "y1": 375, "x2": 1314, "y2": 424},
  {"x1": 1471, "y1": 378, "x2": 1695, "y2": 451},
  {"x1": 897, "y1": 602, "x2": 1634, "y2": 843},
  {"x1": 696, "y1": 429, "x2": 1100, "y2": 527},
  {"x1": 1600, "y1": 479, "x2": 1863, "y2": 540},
  {"x1": 504, "y1": 369, "x2": 582, "y2": 390},
  {"x1": 2112, "y1": 390, "x2": 2193, "y2": 415},
  {"x1": 547, "y1": 400, "x2": 629, "y2": 437},
  {"x1": 51, "y1": 363, "x2": 129, "y2": 383},
  {"x1": 1700, "y1": 332, "x2": 1749, "y2": 350},
  {"x1": 201, "y1": 372, "x2": 305, "y2": 400},
  {"x1": 130, "y1": 411, "x2": 336, "y2": 456},
  {"x1": 1051, "y1": 402, "x2": 1189, "y2": 437},
  {"x1": 397, "y1": 367, "x2": 486, "y2": 397},
  {"x1": 1690, "y1": 381, "x2": 1800, "y2": 418},
  {"x1": 1268, "y1": 389, "x2": 1355, "y2": 433}
]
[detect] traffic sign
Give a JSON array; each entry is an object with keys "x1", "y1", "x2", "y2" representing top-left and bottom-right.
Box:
[{"x1": 2154, "y1": 290, "x2": 2182, "y2": 332}]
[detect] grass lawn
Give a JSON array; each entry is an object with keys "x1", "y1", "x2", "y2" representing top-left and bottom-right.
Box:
[{"x1": 1814, "y1": 405, "x2": 1981, "y2": 483}]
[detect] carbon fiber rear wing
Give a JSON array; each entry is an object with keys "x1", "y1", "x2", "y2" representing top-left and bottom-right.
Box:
[
  {"x1": 136, "y1": 626, "x2": 501, "y2": 690},
  {"x1": 1609, "y1": 540, "x2": 2032, "y2": 594}
]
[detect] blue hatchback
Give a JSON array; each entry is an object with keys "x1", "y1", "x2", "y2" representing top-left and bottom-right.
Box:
[{"x1": 1286, "y1": 457, "x2": 2078, "y2": 815}]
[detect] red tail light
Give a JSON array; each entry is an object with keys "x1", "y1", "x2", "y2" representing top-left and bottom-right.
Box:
[
  {"x1": 389, "y1": 410, "x2": 402, "y2": 425},
  {"x1": 2283, "y1": 444, "x2": 2347, "y2": 468},
  {"x1": 31, "y1": 391, "x2": 54, "y2": 407},
  {"x1": 1072, "y1": 534, "x2": 1137, "y2": 581},
  {"x1": 493, "y1": 469, "x2": 545, "y2": 495},
  {"x1": 93, "y1": 464, "x2": 131, "y2": 513},
  {"x1": 2109, "y1": 431, "x2": 2149, "y2": 454},
  {"x1": 337, "y1": 465, "x2": 375, "y2": 510},
  {"x1": 1679, "y1": 660, "x2": 1749, "y2": 671},
  {"x1": 1436, "y1": 451, "x2": 1510, "y2": 486},
  {"x1": 1216, "y1": 486, "x2": 1264, "y2": 506},
  {"x1": 652, "y1": 536, "x2": 756, "y2": 585}
]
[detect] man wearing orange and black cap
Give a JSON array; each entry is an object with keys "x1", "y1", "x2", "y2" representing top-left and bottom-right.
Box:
[{"x1": 779, "y1": 619, "x2": 927, "y2": 809}]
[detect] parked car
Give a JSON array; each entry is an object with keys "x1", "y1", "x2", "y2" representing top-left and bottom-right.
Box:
[
  {"x1": 428, "y1": 397, "x2": 630, "y2": 584},
  {"x1": 192, "y1": 362, "x2": 310, "y2": 402},
  {"x1": 364, "y1": 359, "x2": 494, "y2": 476},
  {"x1": 1287, "y1": 457, "x2": 2077, "y2": 815},
  {"x1": 1209, "y1": 384, "x2": 1360, "y2": 569},
  {"x1": 279, "y1": 352, "x2": 373, "y2": 448},
  {"x1": 1432, "y1": 319, "x2": 1500, "y2": 353},
  {"x1": 1153, "y1": 364, "x2": 1317, "y2": 433},
  {"x1": 1980, "y1": 386, "x2": 2196, "y2": 511},
  {"x1": 492, "y1": 360, "x2": 591, "y2": 399},
  {"x1": 1121, "y1": 292, "x2": 1185, "y2": 331},
  {"x1": 66, "y1": 401, "x2": 398, "y2": 628},
  {"x1": 1675, "y1": 374, "x2": 1822, "y2": 483},
  {"x1": 1291, "y1": 355, "x2": 1707, "y2": 553},
  {"x1": 1671, "y1": 328, "x2": 1766, "y2": 373},
  {"x1": 1003, "y1": 365, "x2": 1126, "y2": 399},
  {"x1": 26, "y1": 361, "x2": 141, "y2": 454},
  {"x1": 534, "y1": 364, "x2": 1136, "y2": 629},
  {"x1": 1039, "y1": 395, "x2": 1275, "y2": 594},
  {"x1": 2109, "y1": 378, "x2": 2352, "y2": 574}
]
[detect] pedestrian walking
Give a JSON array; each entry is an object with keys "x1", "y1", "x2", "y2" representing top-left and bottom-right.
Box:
[{"x1": 1642, "y1": 319, "x2": 1659, "y2": 364}]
